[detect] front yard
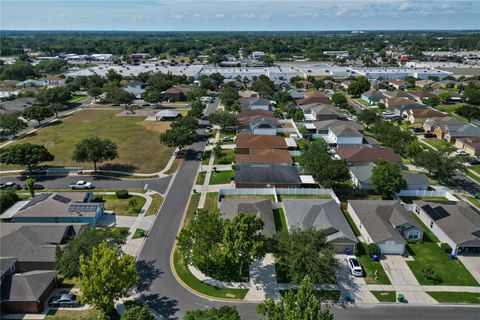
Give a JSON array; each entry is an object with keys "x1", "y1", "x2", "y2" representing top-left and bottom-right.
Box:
[
  {"x1": 427, "y1": 292, "x2": 480, "y2": 304},
  {"x1": 2, "y1": 109, "x2": 174, "y2": 173},
  {"x1": 421, "y1": 138, "x2": 451, "y2": 150},
  {"x1": 101, "y1": 194, "x2": 146, "y2": 216},
  {"x1": 209, "y1": 170, "x2": 235, "y2": 185},
  {"x1": 214, "y1": 149, "x2": 235, "y2": 165},
  {"x1": 371, "y1": 291, "x2": 396, "y2": 302}
]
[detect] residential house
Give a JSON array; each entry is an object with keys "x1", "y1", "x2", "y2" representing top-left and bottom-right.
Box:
[
  {"x1": 124, "y1": 81, "x2": 145, "y2": 99},
  {"x1": 423, "y1": 116, "x2": 464, "y2": 133},
  {"x1": 416, "y1": 80, "x2": 435, "y2": 89},
  {"x1": 235, "y1": 135, "x2": 288, "y2": 154},
  {"x1": 237, "y1": 116, "x2": 279, "y2": 136},
  {"x1": 404, "y1": 108, "x2": 446, "y2": 124},
  {"x1": 408, "y1": 91, "x2": 435, "y2": 102},
  {"x1": 0, "y1": 98, "x2": 35, "y2": 115},
  {"x1": 382, "y1": 91, "x2": 415, "y2": 100},
  {"x1": 347, "y1": 200, "x2": 423, "y2": 254},
  {"x1": 432, "y1": 89, "x2": 463, "y2": 104},
  {"x1": 155, "y1": 110, "x2": 180, "y2": 121},
  {"x1": 313, "y1": 119, "x2": 364, "y2": 135},
  {"x1": 309, "y1": 104, "x2": 341, "y2": 121},
  {"x1": 389, "y1": 80, "x2": 408, "y2": 90},
  {"x1": 288, "y1": 89, "x2": 304, "y2": 100},
  {"x1": 384, "y1": 97, "x2": 416, "y2": 109},
  {"x1": 335, "y1": 147, "x2": 402, "y2": 166},
  {"x1": 297, "y1": 91, "x2": 331, "y2": 106},
  {"x1": 438, "y1": 123, "x2": 480, "y2": 143},
  {"x1": 239, "y1": 97, "x2": 272, "y2": 111},
  {"x1": 326, "y1": 125, "x2": 364, "y2": 147},
  {"x1": 0, "y1": 258, "x2": 57, "y2": 314},
  {"x1": 455, "y1": 137, "x2": 480, "y2": 156},
  {"x1": 413, "y1": 201, "x2": 480, "y2": 255},
  {"x1": 162, "y1": 84, "x2": 193, "y2": 102},
  {"x1": 0, "y1": 87, "x2": 21, "y2": 98},
  {"x1": 323, "y1": 80, "x2": 340, "y2": 91},
  {"x1": 235, "y1": 165, "x2": 302, "y2": 188},
  {"x1": 235, "y1": 149, "x2": 292, "y2": 166},
  {"x1": 361, "y1": 89, "x2": 385, "y2": 105},
  {"x1": 3, "y1": 192, "x2": 104, "y2": 226},
  {"x1": 0, "y1": 223, "x2": 85, "y2": 271},
  {"x1": 389, "y1": 102, "x2": 428, "y2": 117},
  {"x1": 349, "y1": 165, "x2": 428, "y2": 190},
  {"x1": 220, "y1": 199, "x2": 275, "y2": 237},
  {"x1": 283, "y1": 199, "x2": 358, "y2": 253},
  {"x1": 44, "y1": 76, "x2": 65, "y2": 87}
]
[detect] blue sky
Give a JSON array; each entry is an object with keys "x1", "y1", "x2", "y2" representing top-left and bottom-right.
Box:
[{"x1": 2, "y1": 0, "x2": 479, "y2": 31}]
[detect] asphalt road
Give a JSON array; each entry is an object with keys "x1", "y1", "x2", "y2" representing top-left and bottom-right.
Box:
[
  {"x1": 0, "y1": 174, "x2": 172, "y2": 194},
  {"x1": 451, "y1": 170, "x2": 480, "y2": 194},
  {"x1": 204, "y1": 97, "x2": 219, "y2": 117}
]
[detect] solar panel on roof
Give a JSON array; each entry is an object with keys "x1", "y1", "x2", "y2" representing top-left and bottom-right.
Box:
[
  {"x1": 68, "y1": 204, "x2": 97, "y2": 213},
  {"x1": 20, "y1": 193, "x2": 51, "y2": 210},
  {"x1": 423, "y1": 205, "x2": 450, "y2": 221},
  {"x1": 53, "y1": 194, "x2": 71, "y2": 204}
]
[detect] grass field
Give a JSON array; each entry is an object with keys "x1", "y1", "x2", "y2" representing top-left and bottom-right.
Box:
[
  {"x1": 144, "y1": 193, "x2": 163, "y2": 216},
  {"x1": 427, "y1": 292, "x2": 480, "y2": 304},
  {"x1": 173, "y1": 249, "x2": 248, "y2": 299},
  {"x1": 102, "y1": 194, "x2": 146, "y2": 216},
  {"x1": 273, "y1": 208, "x2": 288, "y2": 232},
  {"x1": 371, "y1": 291, "x2": 397, "y2": 302},
  {"x1": 209, "y1": 170, "x2": 234, "y2": 185},
  {"x1": 3, "y1": 109, "x2": 174, "y2": 173}
]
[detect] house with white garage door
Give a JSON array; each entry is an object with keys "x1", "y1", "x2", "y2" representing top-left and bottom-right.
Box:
[{"x1": 347, "y1": 200, "x2": 423, "y2": 255}]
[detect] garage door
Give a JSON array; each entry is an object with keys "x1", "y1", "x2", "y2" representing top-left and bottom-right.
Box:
[{"x1": 334, "y1": 244, "x2": 355, "y2": 254}]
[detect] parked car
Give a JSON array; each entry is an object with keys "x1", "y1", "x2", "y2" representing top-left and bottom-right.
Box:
[
  {"x1": 469, "y1": 158, "x2": 480, "y2": 165},
  {"x1": 423, "y1": 133, "x2": 436, "y2": 138},
  {"x1": 69, "y1": 181, "x2": 94, "y2": 189},
  {"x1": 48, "y1": 294, "x2": 80, "y2": 308},
  {"x1": 222, "y1": 137, "x2": 234, "y2": 142},
  {"x1": 345, "y1": 255, "x2": 363, "y2": 277},
  {"x1": 22, "y1": 183, "x2": 45, "y2": 190},
  {"x1": 0, "y1": 182, "x2": 20, "y2": 190},
  {"x1": 196, "y1": 151, "x2": 203, "y2": 160},
  {"x1": 412, "y1": 127, "x2": 424, "y2": 133},
  {"x1": 455, "y1": 150, "x2": 468, "y2": 156}
]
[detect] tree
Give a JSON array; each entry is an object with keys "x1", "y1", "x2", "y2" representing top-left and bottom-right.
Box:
[
  {"x1": 274, "y1": 228, "x2": 337, "y2": 284},
  {"x1": 300, "y1": 140, "x2": 350, "y2": 187},
  {"x1": 80, "y1": 244, "x2": 138, "y2": 315},
  {"x1": 104, "y1": 88, "x2": 135, "y2": 106},
  {"x1": 223, "y1": 212, "x2": 267, "y2": 277},
  {"x1": 371, "y1": 160, "x2": 407, "y2": 199},
  {"x1": 22, "y1": 105, "x2": 54, "y2": 126},
  {"x1": 331, "y1": 92, "x2": 348, "y2": 108},
  {"x1": 188, "y1": 100, "x2": 205, "y2": 119},
  {"x1": 347, "y1": 76, "x2": 370, "y2": 97},
  {"x1": 0, "y1": 62, "x2": 37, "y2": 80},
  {"x1": 106, "y1": 69, "x2": 123, "y2": 83},
  {"x1": 0, "y1": 143, "x2": 54, "y2": 169},
  {"x1": 261, "y1": 54, "x2": 275, "y2": 66},
  {"x1": 186, "y1": 87, "x2": 207, "y2": 101},
  {"x1": 35, "y1": 59, "x2": 67, "y2": 74},
  {"x1": 36, "y1": 87, "x2": 72, "y2": 105},
  {"x1": 56, "y1": 227, "x2": 127, "y2": 277},
  {"x1": 357, "y1": 109, "x2": 380, "y2": 129},
  {"x1": 251, "y1": 75, "x2": 275, "y2": 98},
  {"x1": 438, "y1": 91, "x2": 452, "y2": 103},
  {"x1": 87, "y1": 86, "x2": 103, "y2": 101},
  {"x1": 404, "y1": 140, "x2": 423, "y2": 159},
  {"x1": 24, "y1": 178, "x2": 35, "y2": 197},
  {"x1": 184, "y1": 306, "x2": 241, "y2": 320},
  {"x1": 456, "y1": 105, "x2": 480, "y2": 123},
  {"x1": 414, "y1": 145, "x2": 463, "y2": 183},
  {"x1": 121, "y1": 305, "x2": 155, "y2": 320},
  {"x1": 48, "y1": 102, "x2": 65, "y2": 118},
  {"x1": 143, "y1": 89, "x2": 165, "y2": 107},
  {"x1": 72, "y1": 137, "x2": 118, "y2": 172},
  {"x1": 0, "y1": 189, "x2": 20, "y2": 213},
  {"x1": 0, "y1": 114, "x2": 27, "y2": 137},
  {"x1": 177, "y1": 209, "x2": 224, "y2": 275},
  {"x1": 423, "y1": 96, "x2": 440, "y2": 107},
  {"x1": 463, "y1": 85, "x2": 480, "y2": 106},
  {"x1": 159, "y1": 125, "x2": 198, "y2": 152},
  {"x1": 208, "y1": 111, "x2": 239, "y2": 132},
  {"x1": 257, "y1": 276, "x2": 334, "y2": 320}
]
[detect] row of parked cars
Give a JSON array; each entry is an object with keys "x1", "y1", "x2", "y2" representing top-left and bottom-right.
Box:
[{"x1": 0, "y1": 180, "x2": 94, "y2": 190}]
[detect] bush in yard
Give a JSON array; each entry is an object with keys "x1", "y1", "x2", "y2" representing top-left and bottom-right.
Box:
[
  {"x1": 116, "y1": 190, "x2": 129, "y2": 199},
  {"x1": 93, "y1": 195, "x2": 103, "y2": 202},
  {"x1": 422, "y1": 264, "x2": 442, "y2": 283},
  {"x1": 441, "y1": 243, "x2": 452, "y2": 254},
  {"x1": 0, "y1": 189, "x2": 20, "y2": 214},
  {"x1": 366, "y1": 243, "x2": 381, "y2": 257}
]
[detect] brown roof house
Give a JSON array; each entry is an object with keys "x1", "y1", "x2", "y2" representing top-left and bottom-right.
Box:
[
  {"x1": 455, "y1": 137, "x2": 480, "y2": 156},
  {"x1": 404, "y1": 108, "x2": 446, "y2": 124},
  {"x1": 235, "y1": 135, "x2": 288, "y2": 154},
  {"x1": 235, "y1": 149, "x2": 293, "y2": 166},
  {"x1": 162, "y1": 84, "x2": 193, "y2": 102},
  {"x1": 347, "y1": 200, "x2": 423, "y2": 254},
  {"x1": 297, "y1": 91, "x2": 331, "y2": 106},
  {"x1": 335, "y1": 146, "x2": 402, "y2": 165}
]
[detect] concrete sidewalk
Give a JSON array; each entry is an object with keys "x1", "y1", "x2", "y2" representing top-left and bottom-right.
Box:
[
  {"x1": 244, "y1": 254, "x2": 281, "y2": 302},
  {"x1": 199, "y1": 130, "x2": 221, "y2": 208}
]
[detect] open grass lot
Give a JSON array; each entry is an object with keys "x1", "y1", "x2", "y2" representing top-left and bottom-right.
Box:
[
  {"x1": 209, "y1": 170, "x2": 234, "y2": 185},
  {"x1": 427, "y1": 292, "x2": 480, "y2": 304},
  {"x1": 214, "y1": 149, "x2": 235, "y2": 165},
  {"x1": 3, "y1": 109, "x2": 174, "y2": 173},
  {"x1": 173, "y1": 249, "x2": 248, "y2": 299},
  {"x1": 144, "y1": 193, "x2": 163, "y2": 216},
  {"x1": 101, "y1": 194, "x2": 146, "y2": 216},
  {"x1": 371, "y1": 291, "x2": 396, "y2": 302},
  {"x1": 45, "y1": 309, "x2": 106, "y2": 320},
  {"x1": 204, "y1": 192, "x2": 219, "y2": 212},
  {"x1": 273, "y1": 208, "x2": 288, "y2": 232},
  {"x1": 400, "y1": 196, "x2": 448, "y2": 204},
  {"x1": 406, "y1": 229, "x2": 479, "y2": 286}
]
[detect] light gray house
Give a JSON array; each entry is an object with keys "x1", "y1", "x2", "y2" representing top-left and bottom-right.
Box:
[
  {"x1": 155, "y1": 110, "x2": 180, "y2": 121},
  {"x1": 283, "y1": 199, "x2": 358, "y2": 253},
  {"x1": 413, "y1": 200, "x2": 480, "y2": 255},
  {"x1": 347, "y1": 200, "x2": 423, "y2": 255},
  {"x1": 220, "y1": 198, "x2": 275, "y2": 237},
  {"x1": 349, "y1": 165, "x2": 428, "y2": 190}
]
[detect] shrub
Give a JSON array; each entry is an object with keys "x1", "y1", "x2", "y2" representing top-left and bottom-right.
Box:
[
  {"x1": 440, "y1": 243, "x2": 452, "y2": 254},
  {"x1": 0, "y1": 189, "x2": 20, "y2": 213},
  {"x1": 116, "y1": 190, "x2": 129, "y2": 199},
  {"x1": 93, "y1": 195, "x2": 103, "y2": 202},
  {"x1": 366, "y1": 243, "x2": 381, "y2": 257}
]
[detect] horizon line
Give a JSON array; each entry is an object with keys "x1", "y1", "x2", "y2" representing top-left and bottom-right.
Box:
[{"x1": 2, "y1": 29, "x2": 480, "y2": 33}]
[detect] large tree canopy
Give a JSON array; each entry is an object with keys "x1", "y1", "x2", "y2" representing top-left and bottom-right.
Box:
[
  {"x1": 71, "y1": 137, "x2": 118, "y2": 172},
  {"x1": 371, "y1": 160, "x2": 407, "y2": 199},
  {"x1": 0, "y1": 143, "x2": 54, "y2": 169}
]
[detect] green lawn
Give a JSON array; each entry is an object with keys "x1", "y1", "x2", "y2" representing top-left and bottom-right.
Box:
[
  {"x1": 279, "y1": 289, "x2": 341, "y2": 302},
  {"x1": 144, "y1": 193, "x2": 163, "y2": 216},
  {"x1": 45, "y1": 309, "x2": 106, "y2": 320},
  {"x1": 371, "y1": 291, "x2": 397, "y2": 302},
  {"x1": 101, "y1": 194, "x2": 146, "y2": 216},
  {"x1": 202, "y1": 150, "x2": 212, "y2": 165},
  {"x1": 406, "y1": 230, "x2": 479, "y2": 286},
  {"x1": 219, "y1": 131, "x2": 236, "y2": 139},
  {"x1": 427, "y1": 292, "x2": 480, "y2": 304},
  {"x1": 400, "y1": 196, "x2": 448, "y2": 204},
  {"x1": 463, "y1": 196, "x2": 480, "y2": 209},
  {"x1": 214, "y1": 149, "x2": 235, "y2": 165},
  {"x1": 292, "y1": 155, "x2": 302, "y2": 163},
  {"x1": 184, "y1": 193, "x2": 201, "y2": 226},
  {"x1": 469, "y1": 165, "x2": 480, "y2": 174},
  {"x1": 273, "y1": 208, "x2": 288, "y2": 232},
  {"x1": 196, "y1": 171, "x2": 206, "y2": 185},
  {"x1": 222, "y1": 194, "x2": 276, "y2": 201},
  {"x1": 132, "y1": 228, "x2": 146, "y2": 239},
  {"x1": 68, "y1": 95, "x2": 86, "y2": 103},
  {"x1": 204, "y1": 192, "x2": 219, "y2": 212},
  {"x1": 422, "y1": 138, "x2": 451, "y2": 150},
  {"x1": 465, "y1": 170, "x2": 480, "y2": 184},
  {"x1": 209, "y1": 170, "x2": 235, "y2": 185},
  {"x1": 173, "y1": 249, "x2": 248, "y2": 299},
  {"x1": 3, "y1": 109, "x2": 174, "y2": 173}
]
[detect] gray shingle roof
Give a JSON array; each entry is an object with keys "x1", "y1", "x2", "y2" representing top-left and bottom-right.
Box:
[
  {"x1": 1, "y1": 270, "x2": 57, "y2": 302},
  {"x1": 235, "y1": 165, "x2": 302, "y2": 186},
  {"x1": 349, "y1": 165, "x2": 374, "y2": 185},
  {"x1": 220, "y1": 199, "x2": 275, "y2": 237},
  {"x1": 330, "y1": 125, "x2": 363, "y2": 138},
  {"x1": 283, "y1": 199, "x2": 357, "y2": 244},
  {"x1": 348, "y1": 200, "x2": 421, "y2": 243},
  {"x1": 414, "y1": 200, "x2": 480, "y2": 246}
]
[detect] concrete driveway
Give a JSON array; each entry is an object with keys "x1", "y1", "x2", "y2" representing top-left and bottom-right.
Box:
[
  {"x1": 381, "y1": 255, "x2": 436, "y2": 304},
  {"x1": 458, "y1": 255, "x2": 480, "y2": 284},
  {"x1": 336, "y1": 255, "x2": 377, "y2": 304}
]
